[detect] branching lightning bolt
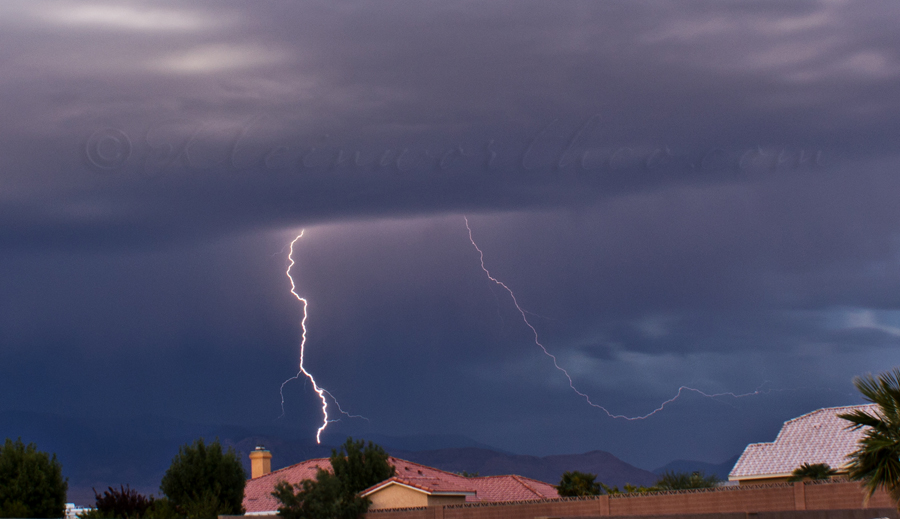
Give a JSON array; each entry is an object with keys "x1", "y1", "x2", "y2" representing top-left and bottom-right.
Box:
[
  {"x1": 278, "y1": 231, "x2": 367, "y2": 443},
  {"x1": 464, "y1": 216, "x2": 773, "y2": 420},
  {"x1": 278, "y1": 231, "x2": 330, "y2": 442}
]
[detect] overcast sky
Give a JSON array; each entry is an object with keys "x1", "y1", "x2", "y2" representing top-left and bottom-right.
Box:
[{"x1": 3, "y1": 0, "x2": 900, "y2": 470}]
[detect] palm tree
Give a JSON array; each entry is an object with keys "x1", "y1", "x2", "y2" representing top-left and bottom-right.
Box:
[
  {"x1": 787, "y1": 462, "x2": 838, "y2": 482},
  {"x1": 838, "y1": 368, "x2": 900, "y2": 506}
]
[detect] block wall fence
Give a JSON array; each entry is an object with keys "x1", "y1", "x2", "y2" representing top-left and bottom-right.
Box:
[{"x1": 366, "y1": 479, "x2": 895, "y2": 519}]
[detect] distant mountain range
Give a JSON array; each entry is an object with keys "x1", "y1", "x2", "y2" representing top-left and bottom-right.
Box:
[
  {"x1": 391, "y1": 448, "x2": 659, "y2": 488},
  {"x1": 0, "y1": 411, "x2": 737, "y2": 506}
]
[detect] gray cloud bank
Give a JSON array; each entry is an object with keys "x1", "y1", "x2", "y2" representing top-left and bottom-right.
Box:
[
  {"x1": 2, "y1": 0, "x2": 900, "y2": 470},
  {"x1": 3, "y1": 0, "x2": 899, "y2": 244}
]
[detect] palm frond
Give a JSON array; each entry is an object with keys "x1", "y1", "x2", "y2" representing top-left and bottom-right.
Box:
[{"x1": 841, "y1": 368, "x2": 900, "y2": 509}]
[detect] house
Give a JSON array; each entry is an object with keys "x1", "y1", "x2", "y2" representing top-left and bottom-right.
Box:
[
  {"x1": 242, "y1": 447, "x2": 558, "y2": 514},
  {"x1": 728, "y1": 404, "x2": 876, "y2": 484}
]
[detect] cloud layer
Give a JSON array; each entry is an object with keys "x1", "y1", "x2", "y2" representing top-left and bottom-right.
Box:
[{"x1": 2, "y1": 0, "x2": 900, "y2": 470}]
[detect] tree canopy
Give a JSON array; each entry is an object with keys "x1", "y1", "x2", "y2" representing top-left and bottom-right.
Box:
[
  {"x1": 839, "y1": 368, "x2": 900, "y2": 507},
  {"x1": 81, "y1": 485, "x2": 155, "y2": 519},
  {"x1": 556, "y1": 471, "x2": 602, "y2": 497},
  {"x1": 160, "y1": 438, "x2": 246, "y2": 518},
  {"x1": 0, "y1": 438, "x2": 68, "y2": 518},
  {"x1": 273, "y1": 437, "x2": 395, "y2": 519},
  {"x1": 329, "y1": 438, "x2": 395, "y2": 495}
]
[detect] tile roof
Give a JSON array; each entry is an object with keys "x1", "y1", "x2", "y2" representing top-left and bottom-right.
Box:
[
  {"x1": 243, "y1": 456, "x2": 558, "y2": 513},
  {"x1": 244, "y1": 457, "x2": 332, "y2": 513},
  {"x1": 728, "y1": 404, "x2": 877, "y2": 481},
  {"x1": 465, "y1": 474, "x2": 559, "y2": 501}
]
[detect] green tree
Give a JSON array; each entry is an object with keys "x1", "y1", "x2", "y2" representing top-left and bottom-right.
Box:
[
  {"x1": 160, "y1": 438, "x2": 246, "y2": 518},
  {"x1": 839, "y1": 368, "x2": 900, "y2": 506},
  {"x1": 788, "y1": 462, "x2": 838, "y2": 482},
  {"x1": 654, "y1": 470, "x2": 719, "y2": 490},
  {"x1": 600, "y1": 482, "x2": 621, "y2": 495},
  {"x1": 556, "y1": 471, "x2": 602, "y2": 497},
  {"x1": 142, "y1": 498, "x2": 180, "y2": 519},
  {"x1": 274, "y1": 437, "x2": 395, "y2": 519},
  {"x1": 274, "y1": 469, "x2": 365, "y2": 519},
  {"x1": 330, "y1": 438, "x2": 395, "y2": 495},
  {"x1": 0, "y1": 438, "x2": 68, "y2": 518}
]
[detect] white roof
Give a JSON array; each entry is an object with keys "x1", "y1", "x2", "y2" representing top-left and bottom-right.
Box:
[{"x1": 728, "y1": 404, "x2": 877, "y2": 481}]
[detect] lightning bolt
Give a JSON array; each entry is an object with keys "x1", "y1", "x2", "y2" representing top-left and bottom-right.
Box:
[
  {"x1": 277, "y1": 231, "x2": 332, "y2": 443},
  {"x1": 278, "y1": 231, "x2": 368, "y2": 441},
  {"x1": 464, "y1": 216, "x2": 774, "y2": 420}
]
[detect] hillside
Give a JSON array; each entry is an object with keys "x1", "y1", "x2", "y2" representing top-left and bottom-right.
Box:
[{"x1": 392, "y1": 447, "x2": 657, "y2": 488}]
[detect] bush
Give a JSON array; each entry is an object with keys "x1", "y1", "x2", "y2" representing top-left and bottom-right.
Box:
[
  {"x1": 655, "y1": 470, "x2": 719, "y2": 490},
  {"x1": 0, "y1": 438, "x2": 68, "y2": 518},
  {"x1": 160, "y1": 438, "x2": 246, "y2": 518},
  {"x1": 556, "y1": 471, "x2": 602, "y2": 497},
  {"x1": 82, "y1": 485, "x2": 154, "y2": 518}
]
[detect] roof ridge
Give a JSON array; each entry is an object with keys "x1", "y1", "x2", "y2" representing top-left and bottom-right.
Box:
[
  {"x1": 253, "y1": 457, "x2": 330, "y2": 480},
  {"x1": 509, "y1": 474, "x2": 543, "y2": 498},
  {"x1": 509, "y1": 474, "x2": 556, "y2": 485},
  {"x1": 471, "y1": 474, "x2": 545, "y2": 482},
  {"x1": 387, "y1": 456, "x2": 472, "y2": 480},
  {"x1": 769, "y1": 404, "x2": 877, "y2": 443},
  {"x1": 783, "y1": 404, "x2": 876, "y2": 424}
]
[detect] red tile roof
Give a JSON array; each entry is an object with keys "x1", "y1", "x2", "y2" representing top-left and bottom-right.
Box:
[
  {"x1": 243, "y1": 456, "x2": 558, "y2": 513},
  {"x1": 466, "y1": 474, "x2": 559, "y2": 501},
  {"x1": 244, "y1": 458, "x2": 332, "y2": 514},
  {"x1": 728, "y1": 404, "x2": 876, "y2": 481}
]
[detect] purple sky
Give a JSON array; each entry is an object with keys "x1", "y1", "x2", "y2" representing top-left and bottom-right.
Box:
[{"x1": 3, "y1": 0, "x2": 900, "y2": 470}]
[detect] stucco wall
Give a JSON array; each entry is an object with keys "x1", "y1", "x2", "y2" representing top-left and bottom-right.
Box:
[{"x1": 369, "y1": 484, "x2": 429, "y2": 510}]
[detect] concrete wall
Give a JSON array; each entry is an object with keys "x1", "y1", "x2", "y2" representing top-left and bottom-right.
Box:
[{"x1": 366, "y1": 480, "x2": 895, "y2": 519}]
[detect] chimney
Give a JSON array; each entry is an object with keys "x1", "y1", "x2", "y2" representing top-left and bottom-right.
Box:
[{"x1": 249, "y1": 445, "x2": 272, "y2": 479}]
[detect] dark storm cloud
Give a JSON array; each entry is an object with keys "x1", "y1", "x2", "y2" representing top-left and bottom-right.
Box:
[
  {"x1": 4, "y1": 0, "x2": 900, "y2": 471},
  {"x1": 3, "y1": 0, "x2": 900, "y2": 247}
]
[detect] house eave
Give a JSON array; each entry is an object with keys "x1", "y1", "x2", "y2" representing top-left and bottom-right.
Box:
[{"x1": 362, "y1": 480, "x2": 476, "y2": 497}]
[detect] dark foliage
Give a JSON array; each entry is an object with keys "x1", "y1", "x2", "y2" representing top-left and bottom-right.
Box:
[
  {"x1": 599, "y1": 482, "x2": 656, "y2": 494},
  {"x1": 556, "y1": 471, "x2": 602, "y2": 496},
  {"x1": 839, "y1": 368, "x2": 900, "y2": 507},
  {"x1": 330, "y1": 438, "x2": 395, "y2": 495},
  {"x1": 0, "y1": 438, "x2": 68, "y2": 518},
  {"x1": 274, "y1": 437, "x2": 395, "y2": 519},
  {"x1": 142, "y1": 497, "x2": 180, "y2": 519},
  {"x1": 654, "y1": 470, "x2": 720, "y2": 490},
  {"x1": 788, "y1": 463, "x2": 838, "y2": 482},
  {"x1": 160, "y1": 438, "x2": 246, "y2": 518},
  {"x1": 273, "y1": 469, "x2": 367, "y2": 519},
  {"x1": 93, "y1": 485, "x2": 154, "y2": 518}
]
